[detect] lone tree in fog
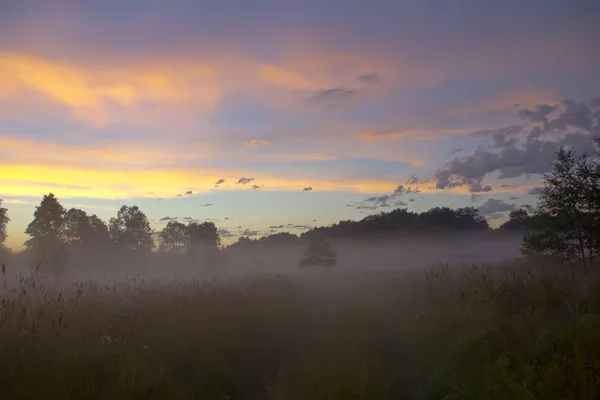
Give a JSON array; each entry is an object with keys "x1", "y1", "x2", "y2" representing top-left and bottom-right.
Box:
[
  {"x1": 0, "y1": 199, "x2": 9, "y2": 248},
  {"x1": 522, "y1": 138, "x2": 600, "y2": 267},
  {"x1": 64, "y1": 208, "x2": 111, "y2": 246},
  {"x1": 109, "y1": 205, "x2": 154, "y2": 251},
  {"x1": 298, "y1": 239, "x2": 337, "y2": 267}
]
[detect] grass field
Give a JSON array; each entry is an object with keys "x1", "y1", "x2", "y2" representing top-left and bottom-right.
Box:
[{"x1": 1, "y1": 260, "x2": 599, "y2": 399}]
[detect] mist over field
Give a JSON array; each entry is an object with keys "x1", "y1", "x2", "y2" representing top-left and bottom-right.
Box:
[{"x1": 1, "y1": 232, "x2": 522, "y2": 285}]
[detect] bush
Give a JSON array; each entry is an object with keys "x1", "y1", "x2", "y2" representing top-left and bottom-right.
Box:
[{"x1": 298, "y1": 239, "x2": 337, "y2": 267}]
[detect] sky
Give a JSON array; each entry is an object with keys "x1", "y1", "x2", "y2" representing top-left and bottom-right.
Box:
[{"x1": 1, "y1": 0, "x2": 600, "y2": 249}]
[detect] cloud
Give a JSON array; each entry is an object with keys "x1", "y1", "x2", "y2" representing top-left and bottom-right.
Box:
[
  {"x1": 184, "y1": 190, "x2": 192, "y2": 195},
  {"x1": 159, "y1": 216, "x2": 178, "y2": 221},
  {"x1": 478, "y1": 199, "x2": 517, "y2": 216},
  {"x1": 471, "y1": 194, "x2": 482, "y2": 203},
  {"x1": 528, "y1": 187, "x2": 544, "y2": 195},
  {"x1": 241, "y1": 229, "x2": 260, "y2": 237},
  {"x1": 393, "y1": 184, "x2": 420, "y2": 195},
  {"x1": 236, "y1": 177, "x2": 255, "y2": 185},
  {"x1": 0, "y1": 52, "x2": 222, "y2": 126},
  {"x1": 302, "y1": 186, "x2": 313, "y2": 191},
  {"x1": 433, "y1": 95, "x2": 599, "y2": 192},
  {"x1": 214, "y1": 178, "x2": 225, "y2": 187},
  {"x1": 218, "y1": 229, "x2": 234, "y2": 238},
  {"x1": 269, "y1": 225, "x2": 285, "y2": 229},
  {"x1": 406, "y1": 174, "x2": 421, "y2": 185},
  {"x1": 393, "y1": 185, "x2": 405, "y2": 195},
  {"x1": 290, "y1": 224, "x2": 312, "y2": 230},
  {"x1": 251, "y1": 184, "x2": 263, "y2": 190},
  {"x1": 357, "y1": 72, "x2": 380, "y2": 85},
  {"x1": 244, "y1": 139, "x2": 272, "y2": 147},
  {"x1": 451, "y1": 147, "x2": 463, "y2": 154},
  {"x1": 308, "y1": 87, "x2": 355, "y2": 105},
  {"x1": 509, "y1": 196, "x2": 520, "y2": 200},
  {"x1": 256, "y1": 63, "x2": 317, "y2": 90},
  {"x1": 517, "y1": 104, "x2": 557, "y2": 123},
  {"x1": 202, "y1": 203, "x2": 213, "y2": 207}
]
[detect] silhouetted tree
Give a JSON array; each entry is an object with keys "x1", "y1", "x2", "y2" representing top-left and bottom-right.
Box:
[
  {"x1": 0, "y1": 199, "x2": 9, "y2": 248},
  {"x1": 24, "y1": 193, "x2": 70, "y2": 276},
  {"x1": 64, "y1": 208, "x2": 110, "y2": 246},
  {"x1": 187, "y1": 221, "x2": 220, "y2": 249},
  {"x1": 300, "y1": 206, "x2": 489, "y2": 243},
  {"x1": 228, "y1": 236, "x2": 258, "y2": 249},
  {"x1": 298, "y1": 239, "x2": 337, "y2": 267},
  {"x1": 25, "y1": 193, "x2": 66, "y2": 250},
  {"x1": 109, "y1": 206, "x2": 154, "y2": 251},
  {"x1": 522, "y1": 142, "x2": 600, "y2": 267},
  {"x1": 159, "y1": 220, "x2": 189, "y2": 254}
]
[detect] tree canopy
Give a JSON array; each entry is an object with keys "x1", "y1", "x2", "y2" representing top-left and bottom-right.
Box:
[
  {"x1": 109, "y1": 206, "x2": 155, "y2": 251},
  {"x1": 24, "y1": 193, "x2": 66, "y2": 250},
  {"x1": 521, "y1": 138, "x2": 600, "y2": 267},
  {"x1": 158, "y1": 220, "x2": 221, "y2": 254},
  {"x1": 0, "y1": 199, "x2": 9, "y2": 248},
  {"x1": 64, "y1": 208, "x2": 111, "y2": 246}
]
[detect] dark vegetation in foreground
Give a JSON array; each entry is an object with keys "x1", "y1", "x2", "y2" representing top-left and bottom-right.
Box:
[{"x1": 1, "y1": 260, "x2": 599, "y2": 399}]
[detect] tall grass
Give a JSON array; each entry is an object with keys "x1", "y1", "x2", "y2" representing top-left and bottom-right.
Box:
[{"x1": 0, "y1": 260, "x2": 599, "y2": 399}]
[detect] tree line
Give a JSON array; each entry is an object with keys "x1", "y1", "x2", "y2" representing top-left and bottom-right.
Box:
[{"x1": 1, "y1": 135, "x2": 599, "y2": 269}]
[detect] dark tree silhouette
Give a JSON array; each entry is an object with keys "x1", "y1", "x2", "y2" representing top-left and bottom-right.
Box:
[
  {"x1": 24, "y1": 193, "x2": 70, "y2": 276},
  {"x1": 522, "y1": 141, "x2": 600, "y2": 267},
  {"x1": 187, "y1": 221, "x2": 220, "y2": 249},
  {"x1": 298, "y1": 239, "x2": 337, "y2": 267},
  {"x1": 64, "y1": 208, "x2": 110, "y2": 246},
  {"x1": 0, "y1": 199, "x2": 9, "y2": 248},
  {"x1": 109, "y1": 205, "x2": 154, "y2": 251},
  {"x1": 227, "y1": 232, "x2": 300, "y2": 249},
  {"x1": 25, "y1": 193, "x2": 66, "y2": 250},
  {"x1": 300, "y1": 206, "x2": 489, "y2": 242},
  {"x1": 159, "y1": 220, "x2": 189, "y2": 254}
]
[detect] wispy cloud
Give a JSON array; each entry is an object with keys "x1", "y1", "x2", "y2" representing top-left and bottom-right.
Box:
[{"x1": 244, "y1": 139, "x2": 272, "y2": 147}]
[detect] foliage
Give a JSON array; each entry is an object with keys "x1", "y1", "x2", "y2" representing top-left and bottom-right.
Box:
[
  {"x1": 158, "y1": 220, "x2": 189, "y2": 253},
  {"x1": 109, "y1": 205, "x2": 154, "y2": 251},
  {"x1": 0, "y1": 198, "x2": 9, "y2": 247},
  {"x1": 64, "y1": 208, "x2": 111, "y2": 246},
  {"x1": 228, "y1": 232, "x2": 300, "y2": 249},
  {"x1": 0, "y1": 261, "x2": 599, "y2": 398},
  {"x1": 522, "y1": 142, "x2": 600, "y2": 267},
  {"x1": 23, "y1": 193, "x2": 71, "y2": 276},
  {"x1": 187, "y1": 221, "x2": 220, "y2": 249},
  {"x1": 24, "y1": 193, "x2": 66, "y2": 250},
  {"x1": 298, "y1": 239, "x2": 337, "y2": 267},
  {"x1": 301, "y1": 206, "x2": 489, "y2": 242},
  {"x1": 158, "y1": 221, "x2": 220, "y2": 254}
]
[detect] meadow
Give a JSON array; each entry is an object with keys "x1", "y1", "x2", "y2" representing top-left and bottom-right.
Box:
[{"x1": 1, "y1": 259, "x2": 599, "y2": 399}]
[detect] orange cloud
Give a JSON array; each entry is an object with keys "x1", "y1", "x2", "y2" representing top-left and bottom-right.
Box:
[
  {"x1": 355, "y1": 128, "x2": 472, "y2": 143},
  {"x1": 255, "y1": 63, "x2": 318, "y2": 90},
  {"x1": 244, "y1": 139, "x2": 273, "y2": 147},
  {"x1": 0, "y1": 52, "x2": 222, "y2": 126}
]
